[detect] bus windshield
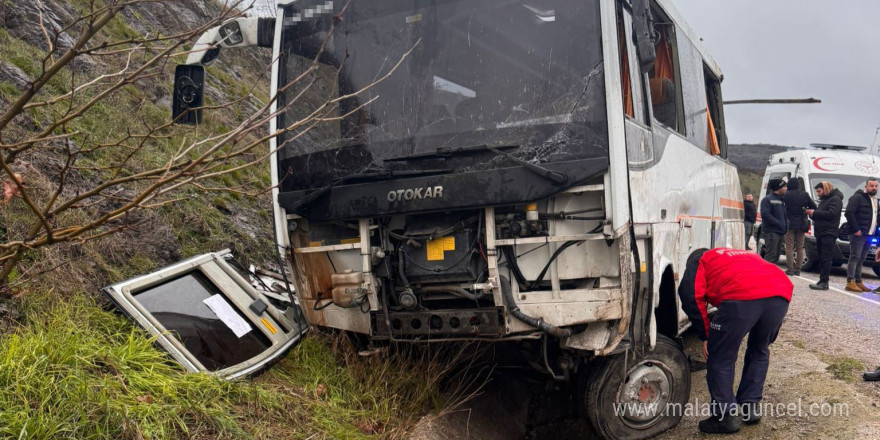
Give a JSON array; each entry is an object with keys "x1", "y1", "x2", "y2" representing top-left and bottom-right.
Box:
[{"x1": 276, "y1": 0, "x2": 608, "y2": 192}]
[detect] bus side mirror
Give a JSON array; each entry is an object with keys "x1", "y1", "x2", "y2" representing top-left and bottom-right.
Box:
[
  {"x1": 631, "y1": 0, "x2": 657, "y2": 73},
  {"x1": 172, "y1": 65, "x2": 205, "y2": 125}
]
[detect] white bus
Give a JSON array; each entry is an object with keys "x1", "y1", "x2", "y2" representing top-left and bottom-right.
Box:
[{"x1": 109, "y1": 1, "x2": 744, "y2": 438}]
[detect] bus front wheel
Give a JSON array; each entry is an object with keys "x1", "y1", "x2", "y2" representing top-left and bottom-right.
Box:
[{"x1": 581, "y1": 335, "x2": 690, "y2": 439}]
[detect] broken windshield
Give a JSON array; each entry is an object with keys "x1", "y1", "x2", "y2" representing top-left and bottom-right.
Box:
[{"x1": 276, "y1": 0, "x2": 608, "y2": 193}]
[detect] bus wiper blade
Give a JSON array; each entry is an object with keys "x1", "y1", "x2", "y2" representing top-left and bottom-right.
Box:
[
  {"x1": 485, "y1": 147, "x2": 568, "y2": 185},
  {"x1": 385, "y1": 144, "x2": 568, "y2": 185},
  {"x1": 287, "y1": 168, "x2": 452, "y2": 211},
  {"x1": 384, "y1": 144, "x2": 518, "y2": 162},
  {"x1": 340, "y1": 168, "x2": 452, "y2": 182}
]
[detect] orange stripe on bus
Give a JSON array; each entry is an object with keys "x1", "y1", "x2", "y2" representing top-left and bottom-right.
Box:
[
  {"x1": 719, "y1": 198, "x2": 744, "y2": 209},
  {"x1": 675, "y1": 215, "x2": 723, "y2": 222}
]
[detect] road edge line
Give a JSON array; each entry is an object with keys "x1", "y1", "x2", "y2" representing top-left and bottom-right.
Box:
[{"x1": 794, "y1": 275, "x2": 880, "y2": 306}]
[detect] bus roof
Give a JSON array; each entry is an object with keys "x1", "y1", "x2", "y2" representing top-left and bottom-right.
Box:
[{"x1": 274, "y1": 0, "x2": 726, "y2": 80}]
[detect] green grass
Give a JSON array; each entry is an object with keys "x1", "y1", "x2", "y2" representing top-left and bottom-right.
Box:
[
  {"x1": 0, "y1": 28, "x2": 43, "y2": 79},
  {"x1": 0, "y1": 292, "x2": 454, "y2": 439},
  {"x1": 1, "y1": 292, "x2": 258, "y2": 439},
  {"x1": 739, "y1": 171, "x2": 763, "y2": 197},
  {"x1": 0, "y1": 81, "x2": 20, "y2": 101},
  {"x1": 824, "y1": 356, "x2": 866, "y2": 382},
  {"x1": 258, "y1": 337, "x2": 454, "y2": 438}
]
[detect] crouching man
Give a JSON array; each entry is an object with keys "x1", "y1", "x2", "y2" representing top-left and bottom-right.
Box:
[{"x1": 678, "y1": 248, "x2": 793, "y2": 434}]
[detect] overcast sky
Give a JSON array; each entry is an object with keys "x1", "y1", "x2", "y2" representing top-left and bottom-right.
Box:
[{"x1": 674, "y1": 0, "x2": 880, "y2": 150}]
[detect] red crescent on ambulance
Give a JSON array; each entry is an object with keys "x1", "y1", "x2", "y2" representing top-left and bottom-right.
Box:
[{"x1": 812, "y1": 157, "x2": 843, "y2": 171}]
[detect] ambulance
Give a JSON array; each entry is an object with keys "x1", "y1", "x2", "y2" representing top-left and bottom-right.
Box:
[{"x1": 758, "y1": 144, "x2": 880, "y2": 275}]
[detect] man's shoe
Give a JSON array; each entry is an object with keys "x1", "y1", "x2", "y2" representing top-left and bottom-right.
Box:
[
  {"x1": 785, "y1": 268, "x2": 799, "y2": 276},
  {"x1": 810, "y1": 281, "x2": 829, "y2": 290},
  {"x1": 741, "y1": 402, "x2": 762, "y2": 425},
  {"x1": 845, "y1": 279, "x2": 862, "y2": 292},
  {"x1": 863, "y1": 368, "x2": 880, "y2": 381},
  {"x1": 698, "y1": 412, "x2": 742, "y2": 434},
  {"x1": 857, "y1": 281, "x2": 871, "y2": 292},
  {"x1": 746, "y1": 246, "x2": 752, "y2": 251}
]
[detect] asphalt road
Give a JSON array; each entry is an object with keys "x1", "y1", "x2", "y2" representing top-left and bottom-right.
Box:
[{"x1": 787, "y1": 257, "x2": 880, "y2": 368}]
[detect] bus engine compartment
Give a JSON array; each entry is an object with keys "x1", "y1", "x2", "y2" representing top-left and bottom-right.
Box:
[{"x1": 285, "y1": 177, "x2": 630, "y2": 352}]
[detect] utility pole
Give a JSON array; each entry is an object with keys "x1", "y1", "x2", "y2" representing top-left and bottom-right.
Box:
[{"x1": 723, "y1": 98, "x2": 821, "y2": 105}]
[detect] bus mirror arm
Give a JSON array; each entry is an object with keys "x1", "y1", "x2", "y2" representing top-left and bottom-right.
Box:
[
  {"x1": 185, "y1": 17, "x2": 276, "y2": 65},
  {"x1": 176, "y1": 18, "x2": 275, "y2": 124},
  {"x1": 631, "y1": 0, "x2": 657, "y2": 74}
]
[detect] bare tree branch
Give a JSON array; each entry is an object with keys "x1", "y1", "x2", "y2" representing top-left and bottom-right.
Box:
[{"x1": 0, "y1": 0, "x2": 412, "y2": 291}]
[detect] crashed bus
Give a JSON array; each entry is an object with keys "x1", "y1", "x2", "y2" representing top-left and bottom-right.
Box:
[{"x1": 107, "y1": 0, "x2": 744, "y2": 438}]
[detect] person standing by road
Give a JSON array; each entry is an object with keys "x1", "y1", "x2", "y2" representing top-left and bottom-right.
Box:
[
  {"x1": 744, "y1": 194, "x2": 757, "y2": 250},
  {"x1": 783, "y1": 179, "x2": 817, "y2": 275},
  {"x1": 806, "y1": 181, "x2": 843, "y2": 290},
  {"x1": 678, "y1": 248, "x2": 793, "y2": 433},
  {"x1": 844, "y1": 177, "x2": 879, "y2": 292},
  {"x1": 866, "y1": 246, "x2": 880, "y2": 381},
  {"x1": 760, "y1": 178, "x2": 788, "y2": 263}
]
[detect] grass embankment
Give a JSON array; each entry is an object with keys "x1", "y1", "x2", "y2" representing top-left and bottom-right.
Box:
[
  {"x1": 739, "y1": 171, "x2": 763, "y2": 197},
  {"x1": 0, "y1": 3, "x2": 459, "y2": 438},
  {"x1": 0, "y1": 292, "x2": 453, "y2": 439}
]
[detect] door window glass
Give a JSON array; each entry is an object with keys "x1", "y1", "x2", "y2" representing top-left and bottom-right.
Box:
[{"x1": 133, "y1": 271, "x2": 272, "y2": 371}]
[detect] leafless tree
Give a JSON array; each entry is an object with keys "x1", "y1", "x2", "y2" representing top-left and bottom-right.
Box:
[{"x1": 0, "y1": 0, "x2": 413, "y2": 293}]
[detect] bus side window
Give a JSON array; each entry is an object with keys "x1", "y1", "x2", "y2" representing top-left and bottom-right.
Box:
[
  {"x1": 616, "y1": 5, "x2": 648, "y2": 124},
  {"x1": 647, "y1": 11, "x2": 683, "y2": 134},
  {"x1": 616, "y1": 12, "x2": 634, "y2": 119},
  {"x1": 705, "y1": 66, "x2": 726, "y2": 157}
]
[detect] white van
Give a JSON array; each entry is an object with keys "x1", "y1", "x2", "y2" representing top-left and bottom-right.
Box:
[{"x1": 758, "y1": 144, "x2": 880, "y2": 275}]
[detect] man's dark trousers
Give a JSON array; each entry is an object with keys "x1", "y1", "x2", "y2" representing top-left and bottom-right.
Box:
[
  {"x1": 707, "y1": 297, "x2": 789, "y2": 415},
  {"x1": 763, "y1": 232, "x2": 784, "y2": 263},
  {"x1": 816, "y1": 234, "x2": 836, "y2": 283}
]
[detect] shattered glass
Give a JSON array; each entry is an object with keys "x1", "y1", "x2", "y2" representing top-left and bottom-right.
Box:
[{"x1": 276, "y1": 0, "x2": 608, "y2": 192}]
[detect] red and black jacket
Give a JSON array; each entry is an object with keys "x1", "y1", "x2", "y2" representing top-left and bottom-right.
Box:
[{"x1": 677, "y1": 248, "x2": 793, "y2": 341}]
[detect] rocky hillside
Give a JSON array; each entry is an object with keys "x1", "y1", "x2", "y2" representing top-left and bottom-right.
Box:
[
  {"x1": 0, "y1": 3, "x2": 452, "y2": 439},
  {"x1": 0, "y1": 0, "x2": 276, "y2": 297},
  {"x1": 728, "y1": 143, "x2": 793, "y2": 174},
  {"x1": 728, "y1": 143, "x2": 793, "y2": 195}
]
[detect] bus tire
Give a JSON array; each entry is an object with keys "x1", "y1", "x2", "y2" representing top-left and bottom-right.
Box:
[
  {"x1": 872, "y1": 266, "x2": 880, "y2": 278},
  {"x1": 582, "y1": 335, "x2": 690, "y2": 440}
]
